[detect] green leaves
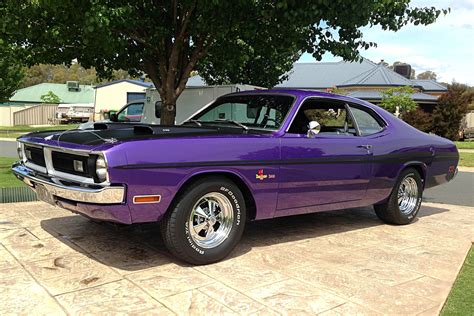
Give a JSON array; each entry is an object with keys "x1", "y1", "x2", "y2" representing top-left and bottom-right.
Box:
[
  {"x1": 0, "y1": 42, "x2": 24, "y2": 102},
  {"x1": 1, "y1": 0, "x2": 446, "y2": 123},
  {"x1": 40, "y1": 91, "x2": 61, "y2": 104},
  {"x1": 380, "y1": 86, "x2": 417, "y2": 115},
  {"x1": 432, "y1": 83, "x2": 473, "y2": 140}
]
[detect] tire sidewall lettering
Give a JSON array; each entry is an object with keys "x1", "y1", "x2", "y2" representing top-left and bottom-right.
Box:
[
  {"x1": 184, "y1": 224, "x2": 205, "y2": 255},
  {"x1": 184, "y1": 185, "x2": 241, "y2": 256},
  {"x1": 220, "y1": 186, "x2": 241, "y2": 226}
]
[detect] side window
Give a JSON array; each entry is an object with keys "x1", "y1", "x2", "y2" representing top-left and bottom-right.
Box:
[
  {"x1": 349, "y1": 106, "x2": 384, "y2": 136},
  {"x1": 117, "y1": 103, "x2": 144, "y2": 122},
  {"x1": 288, "y1": 99, "x2": 356, "y2": 135}
]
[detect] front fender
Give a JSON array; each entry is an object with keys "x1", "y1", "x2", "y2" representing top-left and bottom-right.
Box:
[{"x1": 173, "y1": 167, "x2": 278, "y2": 220}]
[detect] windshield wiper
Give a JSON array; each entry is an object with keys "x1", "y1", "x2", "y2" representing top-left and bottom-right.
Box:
[
  {"x1": 182, "y1": 119, "x2": 202, "y2": 127},
  {"x1": 214, "y1": 119, "x2": 249, "y2": 130}
]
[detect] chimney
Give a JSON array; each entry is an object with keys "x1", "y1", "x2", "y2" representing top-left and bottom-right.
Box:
[{"x1": 393, "y1": 64, "x2": 412, "y2": 79}]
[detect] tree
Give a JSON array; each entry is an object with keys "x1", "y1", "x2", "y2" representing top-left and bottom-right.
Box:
[
  {"x1": 20, "y1": 63, "x2": 138, "y2": 88},
  {"x1": 0, "y1": 41, "x2": 24, "y2": 102},
  {"x1": 417, "y1": 71, "x2": 437, "y2": 80},
  {"x1": 432, "y1": 83, "x2": 473, "y2": 140},
  {"x1": 380, "y1": 86, "x2": 417, "y2": 115},
  {"x1": 40, "y1": 91, "x2": 61, "y2": 104},
  {"x1": 1, "y1": 1, "x2": 447, "y2": 124},
  {"x1": 402, "y1": 107, "x2": 433, "y2": 133}
]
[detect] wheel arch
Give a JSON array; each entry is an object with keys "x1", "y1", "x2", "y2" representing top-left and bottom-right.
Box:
[
  {"x1": 398, "y1": 161, "x2": 427, "y2": 188},
  {"x1": 167, "y1": 170, "x2": 257, "y2": 220}
]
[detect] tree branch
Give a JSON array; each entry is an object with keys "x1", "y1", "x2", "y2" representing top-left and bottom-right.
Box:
[
  {"x1": 167, "y1": 2, "x2": 196, "y2": 83},
  {"x1": 175, "y1": 37, "x2": 210, "y2": 96}
]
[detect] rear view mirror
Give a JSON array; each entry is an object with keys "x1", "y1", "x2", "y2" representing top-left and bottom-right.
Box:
[
  {"x1": 110, "y1": 114, "x2": 118, "y2": 122},
  {"x1": 307, "y1": 121, "x2": 321, "y2": 138},
  {"x1": 155, "y1": 101, "x2": 162, "y2": 118}
]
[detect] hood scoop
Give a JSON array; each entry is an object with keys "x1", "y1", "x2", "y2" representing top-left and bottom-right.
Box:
[
  {"x1": 93, "y1": 122, "x2": 131, "y2": 130},
  {"x1": 133, "y1": 125, "x2": 155, "y2": 135}
]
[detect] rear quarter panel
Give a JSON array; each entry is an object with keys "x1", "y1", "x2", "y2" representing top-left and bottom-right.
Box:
[{"x1": 364, "y1": 106, "x2": 458, "y2": 204}]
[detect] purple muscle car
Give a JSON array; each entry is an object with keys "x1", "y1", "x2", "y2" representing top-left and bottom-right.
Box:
[{"x1": 12, "y1": 90, "x2": 458, "y2": 264}]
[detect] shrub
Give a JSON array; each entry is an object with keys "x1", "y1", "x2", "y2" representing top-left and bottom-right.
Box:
[
  {"x1": 380, "y1": 86, "x2": 417, "y2": 115},
  {"x1": 402, "y1": 107, "x2": 433, "y2": 133},
  {"x1": 40, "y1": 91, "x2": 61, "y2": 104},
  {"x1": 432, "y1": 83, "x2": 473, "y2": 141}
]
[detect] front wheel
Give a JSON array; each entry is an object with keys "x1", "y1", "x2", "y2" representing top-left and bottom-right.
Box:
[
  {"x1": 160, "y1": 177, "x2": 246, "y2": 264},
  {"x1": 374, "y1": 168, "x2": 423, "y2": 225}
]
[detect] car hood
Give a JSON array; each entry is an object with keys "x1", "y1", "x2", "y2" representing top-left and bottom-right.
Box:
[{"x1": 18, "y1": 123, "x2": 271, "y2": 150}]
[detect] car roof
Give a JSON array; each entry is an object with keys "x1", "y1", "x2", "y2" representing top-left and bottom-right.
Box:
[{"x1": 227, "y1": 88, "x2": 376, "y2": 108}]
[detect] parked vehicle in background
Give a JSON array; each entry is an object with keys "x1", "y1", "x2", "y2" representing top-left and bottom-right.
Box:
[
  {"x1": 56, "y1": 103, "x2": 94, "y2": 123},
  {"x1": 78, "y1": 100, "x2": 145, "y2": 129},
  {"x1": 12, "y1": 90, "x2": 459, "y2": 265},
  {"x1": 143, "y1": 84, "x2": 260, "y2": 124},
  {"x1": 79, "y1": 84, "x2": 260, "y2": 129},
  {"x1": 461, "y1": 111, "x2": 474, "y2": 140}
]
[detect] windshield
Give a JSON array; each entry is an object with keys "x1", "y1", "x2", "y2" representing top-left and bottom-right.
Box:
[{"x1": 190, "y1": 94, "x2": 294, "y2": 130}]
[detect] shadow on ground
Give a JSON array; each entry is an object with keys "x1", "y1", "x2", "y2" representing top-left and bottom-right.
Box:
[{"x1": 40, "y1": 204, "x2": 449, "y2": 272}]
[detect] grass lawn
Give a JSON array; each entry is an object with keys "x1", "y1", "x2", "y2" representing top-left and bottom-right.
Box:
[
  {"x1": 441, "y1": 245, "x2": 474, "y2": 315},
  {"x1": 455, "y1": 141, "x2": 474, "y2": 149},
  {"x1": 0, "y1": 157, "x2": 22, "y2": 188},
  {"x1": 0, "y1": 124, "x2": 79, "y2": 139},
  {"x1": 459, "y1": 152, "x2": 474, "y2": 167}
]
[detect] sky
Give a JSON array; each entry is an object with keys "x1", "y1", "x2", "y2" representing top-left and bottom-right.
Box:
[{"x1": 298, "y1": 0, "x2": 474, "y2": 85}]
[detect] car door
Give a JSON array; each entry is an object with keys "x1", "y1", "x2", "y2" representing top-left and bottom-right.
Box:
[{"x1": 276, "y1": 98, "x2": 373, "y2": 214}]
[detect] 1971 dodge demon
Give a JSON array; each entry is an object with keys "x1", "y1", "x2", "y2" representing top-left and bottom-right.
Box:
[{"x1": 12, "y1": 90, "x2": 459, "y2": 264}]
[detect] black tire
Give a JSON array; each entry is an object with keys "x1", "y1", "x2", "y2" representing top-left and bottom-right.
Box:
[
  {"x1": 374, "y1": 168, "x2": 423, "y2": 225},
  {"x1": 160, "y1": 176, "x2": 246, "y2": 265}
]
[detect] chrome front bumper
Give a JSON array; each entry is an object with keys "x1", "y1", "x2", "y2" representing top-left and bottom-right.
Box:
[{"x1": 12, "y1": 163, "x2": 125, "y2": 204}]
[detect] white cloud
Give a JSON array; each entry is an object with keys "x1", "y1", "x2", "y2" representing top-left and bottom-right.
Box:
[{"x1": 299, "y1": 1, "x2": 474, "y2": 85}]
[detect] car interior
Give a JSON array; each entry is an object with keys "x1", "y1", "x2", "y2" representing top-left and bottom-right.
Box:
[{"x1": 288, "y1": 99, "x2": 357, "y2": 135}]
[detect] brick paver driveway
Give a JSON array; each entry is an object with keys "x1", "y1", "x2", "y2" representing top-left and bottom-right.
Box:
[{"x1": 1, "y1": 201, "x2": 473, "y2": 315}]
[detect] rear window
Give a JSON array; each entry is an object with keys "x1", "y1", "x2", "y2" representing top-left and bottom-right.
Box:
[{"x1": 349, "y1": 106, "x2": 385, "y2": 135}]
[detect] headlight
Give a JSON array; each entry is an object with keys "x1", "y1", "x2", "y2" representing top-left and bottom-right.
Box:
[
  {"x1": 17, "y1": 142, "x2": 24, "y2": 160},
  {"x1": 95, "y1": 155, "x2": 108, "y2": 182}
]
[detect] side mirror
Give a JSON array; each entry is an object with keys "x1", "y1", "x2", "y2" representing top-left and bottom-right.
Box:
[
  {"x1": 110, "y1": 114, "x2": 118, "y2": 122},
  {"x1": 307, "y1": 121, "x2": 321, "y2": 138}
]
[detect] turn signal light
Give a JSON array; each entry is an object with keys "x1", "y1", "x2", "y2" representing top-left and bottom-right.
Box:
[{"x1": 133, "y1": 195, "x2": 161, "y2": 204}]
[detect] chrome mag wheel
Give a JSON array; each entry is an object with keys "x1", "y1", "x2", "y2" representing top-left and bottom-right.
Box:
[
  {"x1": 188, "y1": 192, "x2": 234, "y2": 249},
  {"x1": 398, "y1": 175, "x2": 419, "y2": 215}
]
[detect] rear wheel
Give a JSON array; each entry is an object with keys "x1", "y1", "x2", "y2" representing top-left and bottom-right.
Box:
[
  {"x1": 374, "y1": 168, "x2": 423, "y2": 225},
  {"x1": 160, "y1": 177, "x2": 246, "y2": 264}
]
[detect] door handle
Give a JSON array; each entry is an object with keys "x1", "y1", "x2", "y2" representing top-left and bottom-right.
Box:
[{"x1": 357, "y1": 144, "x2": 373, "y2": 155}]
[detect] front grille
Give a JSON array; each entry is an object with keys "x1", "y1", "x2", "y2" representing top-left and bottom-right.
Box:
[
  {"x1": 24, "y1": 146, "x2": 46, "y2": 167},
  {"x1": 52, "y1": 151, "x2": 92, "y2": 178}
]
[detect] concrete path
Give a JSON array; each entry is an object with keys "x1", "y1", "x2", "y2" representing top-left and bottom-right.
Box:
[
  {"x1": 1, "y1": 201, "x2": 472, "y2": 315},
  {"x1": 0, "y1": 141, "x2": 17, "y2": 158}
]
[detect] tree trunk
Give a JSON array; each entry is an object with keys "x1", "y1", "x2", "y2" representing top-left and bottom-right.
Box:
[{"x1": 160, "y1": 100, "x2": 177, "y2": 125}]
